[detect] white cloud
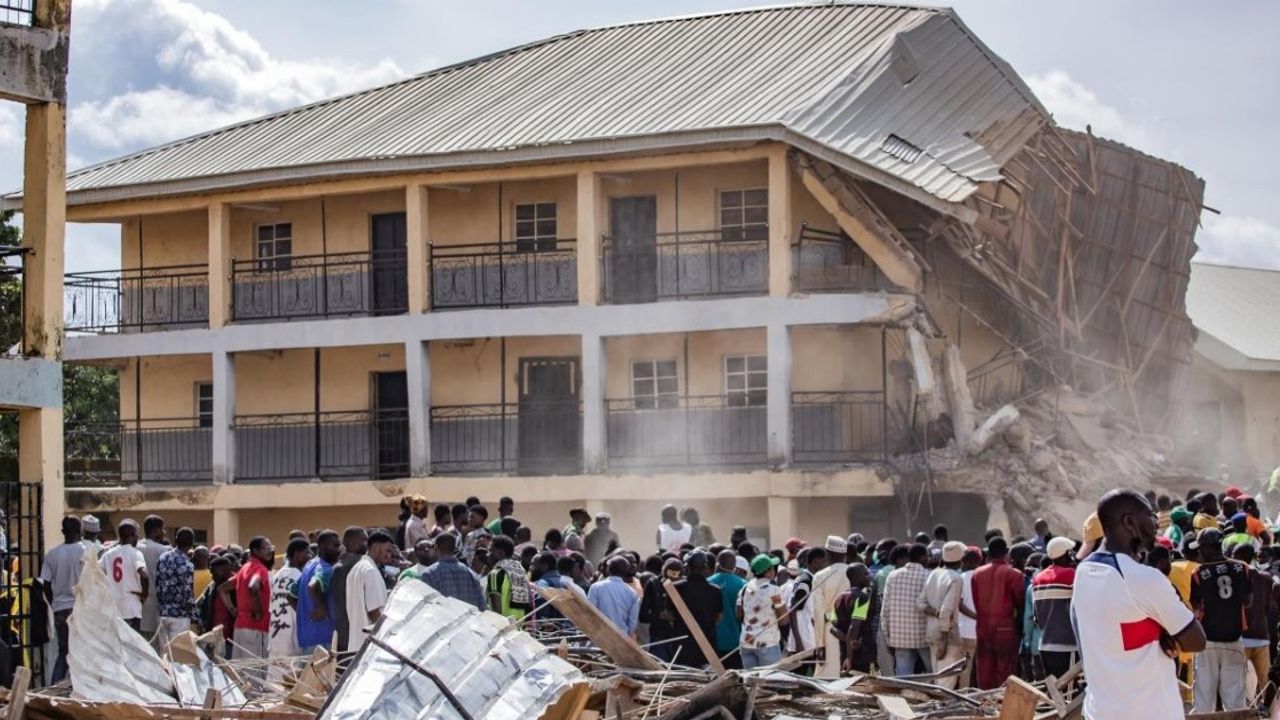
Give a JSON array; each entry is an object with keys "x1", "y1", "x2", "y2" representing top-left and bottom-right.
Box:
[
  {"x1": 1026, "y1": 70, "x2": 1167, "y2": 156},
  {"x1": 68, "y1": 0, "x2": 406, "y2": 153},
  {"x1": 0, "y1": 103, "x2": 22, "y2": 150},
  {"x1": 1194, "y1": 214, "x2": 1280, "y2": 271}
]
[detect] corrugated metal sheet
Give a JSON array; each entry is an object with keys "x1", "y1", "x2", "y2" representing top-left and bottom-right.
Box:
[
  {"x1": 1188, "y1": 262, "x2": 1280, "y2": 363},
  {"x1": 48, "y1": 3, "x2": 1047, "y2": 208},
  {"x1": 319, "y1": 580, "x2": 583, "y2": 720}
]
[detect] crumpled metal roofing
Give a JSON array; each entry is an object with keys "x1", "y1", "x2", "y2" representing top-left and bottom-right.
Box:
[
  {"x1": 1187, "y1": 261, "x2": 1280, "y2": 365},
  {"x1": 319, "y1": 579, "x2": 583, "y2": 720},
  {"x1": 45, "y1": 3, "x2": 1046, "y2": 210}
]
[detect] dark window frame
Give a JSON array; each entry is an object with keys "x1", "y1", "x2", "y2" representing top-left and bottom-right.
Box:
[
  {"x1": 196, "y1": 382, "x2": 214, "y2": 428},
  {"x1": 631, "y1": 359, "x2": 678, "y2": 410},
  {"x1": 514, "y1": 202, "x2": 558, "y2": 253},
  {"x1": 255, "y1": 222, "x2": 293, "y2": 272},
  {"x1": 718, "y1": 188, "x2": 768, "y2": 243},
  {"x1": 724, "y1": 354, "x2": 767, "y2": 407}
]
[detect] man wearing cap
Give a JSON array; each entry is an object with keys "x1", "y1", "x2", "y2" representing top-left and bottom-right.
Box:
[
  {"x1": 81, "y1": 514, "x2": 104, "y2": 557},
  {"x1": 671, "y1": 551, "x2": 722, "y2": 668},
  {"x1": 403, "y1": 494, "x2": 430, "y2": 553},
  {"x1": 1190, "y1": 527, "x2": 1251, "y2": 712},
  {"x1": 584, "y1": 513, "x2": 619, "y2": 566},
  {"x1": 918, "y1": 541, "x2": 965, "y2": 688},
  {"x1": 1031, "y1": 537, "x2": 1077, "y2": 679},
  {"x1": 1222, "y1": 513, "x2": 1256, "y2": 552},
  {"x1": 736, "y1": 554, "x2": 786, "y2": 668},
  {"x1": 1164, "y1": 506, "x2": 1193, "y2": 547},
  {"x1": 784, "y1": 538, "x2": 806, "y2": 564},
  {"x1": 810, "y1": 535, "x2": 850, "y2": 677},
  {"x1": 1075, "y1": 512, "x2": 1103, "y2": 563}
]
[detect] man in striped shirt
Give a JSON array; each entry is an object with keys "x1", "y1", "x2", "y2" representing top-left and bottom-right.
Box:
[{"x1": 1031, "y1": 536, "x2": 1077, "y2": 679}]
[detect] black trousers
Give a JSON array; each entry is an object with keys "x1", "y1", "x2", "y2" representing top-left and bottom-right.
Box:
[
  {"x1": 1041, "y1": 650, "x2": 1074, "y2": 680},
  {"x1": 52, "y1": 609, "x2": 71, "y2": 684}
]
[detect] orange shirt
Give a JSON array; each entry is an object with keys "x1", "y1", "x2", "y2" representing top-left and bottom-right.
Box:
[{"x1": 1246, "y1": 515, "x2": 1268, "y2": 538}]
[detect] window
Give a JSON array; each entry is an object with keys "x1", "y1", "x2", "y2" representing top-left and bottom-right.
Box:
[
  {"x1": 196, "y1": 382, "x2": 213, "y2": 428},
  {"x1": 255, "y1": 222, "x2": 293, "y2": 272},
  {"x1": 632, "y1": 360, "x2": 678, "y2": 409},
  {"x1": 514, "y1": 202, "x2": 557, "y2": 252},
  {"x1": 719, "y1": 189, "x2": 768, "y2": 242},
  {"x1": 724, "y1": 354, "x2": 766, "y2": 407}
]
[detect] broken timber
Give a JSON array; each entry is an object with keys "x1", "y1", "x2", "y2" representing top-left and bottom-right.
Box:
[
  {"x1": 663, "y1": 580, "x2": 728, "y2": 676},
  {"x1": 537, "y1": 586, "x2": 662, "y2": 671}
]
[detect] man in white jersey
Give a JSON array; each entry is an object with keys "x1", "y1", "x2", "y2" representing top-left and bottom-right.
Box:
[
  {"x1": 99, "y1": 519, "x2": 150, "y2": 632},
  {"x1": 1072, "y1": 490, "x2": 1206, "y2": 719}
]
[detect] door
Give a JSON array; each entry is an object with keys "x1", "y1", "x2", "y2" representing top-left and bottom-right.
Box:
[
  {"x1": 373, "y1": 371, "x2": 409, "y2": 478},
  {"x1": 518, "y1": 357, "x2": 581, "y2": 473},
  {"x1": 370, "y1": 212, "x2": 408, "y2": 315},
  {"x1": 608, "y1": 196, "x2": 658, "y2": 302}
]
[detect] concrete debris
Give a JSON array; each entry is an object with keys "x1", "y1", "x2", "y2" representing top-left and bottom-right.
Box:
[
  {"x1": 967, "y1": 404, "x2": 1020, "y2": 456},
  {"x1": 942, "y1": 345, "x2": 977, "y2": 451}
]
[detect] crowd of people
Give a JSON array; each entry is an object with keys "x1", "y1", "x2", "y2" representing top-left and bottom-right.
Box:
[{"x1": 31, "y1": 486, "x2": 1280, "y2": 715}]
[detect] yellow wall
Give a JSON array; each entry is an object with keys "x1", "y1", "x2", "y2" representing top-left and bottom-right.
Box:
[
  {"x1": 604, "y1": 329, "x2": 766, "y2": 399},
  {"x1": 427, "y1": 177, "x2": 578, "y2": 248},
  {"x1": 122, "y1": 355, "x2": 211, "y2": 421},
  {"x1": 791, "y1": 326, "x2": 884, "y2": 392},
  {"x1": 122, "y1": 211, "x2": 208, "y2": 269},
  {"x1": 429, "y1": 336, "x2": 582, "y2": 406},
  {"x1": 597, "y1": 161, "x2": 768, "y2": 236}
]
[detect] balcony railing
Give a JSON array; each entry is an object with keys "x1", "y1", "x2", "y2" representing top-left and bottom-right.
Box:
[
  {"x1": 601, "y1": 230, "x2": 768, "y2": 303},
  {"x1": 792, "y1": 224, "x2": 894, "y2": 293},
  {"x1": 430, "y1": 401, "x2": 582, "y2": 475},
  {"x1": 231, "y1": 250, "x2": 407, "y2": 322},
  {"x1": 430, "y1": 240, "x2": 577, "y2": 309},
  {"x1": 791, "y1": 391, "x2": 887, "y2": 465},
  {"x1": 233, "y1": 410, "x2": 408, "y2": 482},
  {"x1": 65, "y1": 418, "x2": 212, "y2": 486},
  {"x1": 64, "y1": 263, "x2": 209, "y2": 333},
  {"x1": 605, "y1": 394, "x2": 766, "y2": 469}
]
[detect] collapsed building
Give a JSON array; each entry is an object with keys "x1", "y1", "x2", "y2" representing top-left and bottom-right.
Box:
[{"x1": 2, "y1": 2, "x2": 1209, "y2": 545}]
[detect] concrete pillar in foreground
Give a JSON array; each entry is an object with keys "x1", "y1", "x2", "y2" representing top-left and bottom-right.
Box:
[
  {"x1": 211, "y1": 351, "x2": 236, "y2": 484},
  {"x1": 406, "y1": 339, "x2": 431, "y2": 476},
  {"x1": 767, "y1": 496, "x2": 797, "y2": 551},
  {"x1": 580, "y1": 333, "x2": 606, "y2": 473},
  {"x1": 213, "y1": 508, "x2": 240, "y2": 547},
  {"x1": 575, "y1": 170, "x2": 603, "y2": 306},
  {"x1": 767, "y1": 145, "x2": 793, "y2": 298},
  {"x1": 766, "y1": 322, "x2": 792, "y2": 468},
  {"x1": 405, "y1": 184, "x2": 430, "y2": 313},
  {"x1": 207, "y1": 202, "x2": 232, "y2": 327}
]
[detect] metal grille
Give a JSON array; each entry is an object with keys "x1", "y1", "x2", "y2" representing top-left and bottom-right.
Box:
[
  {"x1": 0, "y1": 481, "x2": 45, "y2": 686},
  {"x1": 0, "y1": 0, "x2": 34, "y2": 26}
]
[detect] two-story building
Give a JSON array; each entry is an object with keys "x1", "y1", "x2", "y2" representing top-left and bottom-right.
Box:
[{"x1": 8, "y1": 3, "x2": 1196, "y2": 548}]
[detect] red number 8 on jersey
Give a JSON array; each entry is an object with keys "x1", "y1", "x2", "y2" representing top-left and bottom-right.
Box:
[{"x1": 112, "y1": 556, "x2": 123, "y2": 582}]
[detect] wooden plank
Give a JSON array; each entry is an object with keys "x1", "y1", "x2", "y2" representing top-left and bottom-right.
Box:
[
  {"x1": 662, "y1": 580, "x2": 727, "y2": 676},
  {"x1": 875, "y1": 694, "x2": 918, "y2": 720},
  {"x1": 6, "y1": 666, "x2": 30, "y2": 720},
  {"x1": 998, "y1": 676, "x2": 1050, "y2": 720},
  {"x1": 537, "y1": 587, "x2": 660, "y2": 671},
  {"x1": 200, "y1": 687, "x2": 223, "y2": 720}
]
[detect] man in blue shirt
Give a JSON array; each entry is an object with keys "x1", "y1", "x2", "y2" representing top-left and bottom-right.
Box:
[
  {"x1": 421, "y1": 532, "x2": 486, "y2": 611},
  {"x1": 296, "y1": 530, "x2": 342, "y2": 652},
  {"x1": 587, "y1": 556, "x2": 640, "y2": 638},
  {"x1": 708, "y1": 549, "x2": 746, "y2": 662}
]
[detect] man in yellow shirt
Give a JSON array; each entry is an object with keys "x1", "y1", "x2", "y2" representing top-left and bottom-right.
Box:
[
  {"x1": 1191, "y1": 493, "x2": 1219, "y2": 531},
  {"x1": 192, "y1": 546, "x2": 213, "y2": 599},
  {"x1": 1167, "y1": 536, "x2": 1200, "y2": 700}
]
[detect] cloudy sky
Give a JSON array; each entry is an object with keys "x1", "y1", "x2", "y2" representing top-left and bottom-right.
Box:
[{"x1": 3, "y1": 0, "x2": 1277, "y2": 272}]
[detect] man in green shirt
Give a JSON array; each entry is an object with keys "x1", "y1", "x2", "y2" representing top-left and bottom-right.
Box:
[
  {"x1": 486, "y1": 536, "x2": 532, "y2": 620},
  {"x1": 708, "y1": 549, "x2": 747, "y2": 665},
  {"x1": 398, "y1": 539, "x2": 435, "y2": 583}
]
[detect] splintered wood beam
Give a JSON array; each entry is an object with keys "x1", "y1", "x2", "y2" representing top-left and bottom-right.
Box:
[{"x1": 792, "y1": 153, "x2": 924, "y2": 292}]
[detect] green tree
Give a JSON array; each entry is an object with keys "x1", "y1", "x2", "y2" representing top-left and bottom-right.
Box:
[{"x1": 0, "y1": 212, "x2": 119, "y2": 460}]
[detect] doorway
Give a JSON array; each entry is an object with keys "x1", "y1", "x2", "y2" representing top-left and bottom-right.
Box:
[
  {"x1": 370, "y1": 212, "x2": 408, "y2": 315},
  {"x1": 517, "y1": 357, "x2": 581, "y2": 473},
  {"x1": 373, "y1": 371, "x2": 409, "y2": 478},
  {"x1": 608, "y1": 196, "x2": 658, "y2": 303}
]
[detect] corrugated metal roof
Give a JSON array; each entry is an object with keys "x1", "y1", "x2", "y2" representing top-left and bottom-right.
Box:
[
  {"x1": 319, "y1": 579, "x2": 583, "y2": 720},
  {"x1": 41, "y1": 2, "x2": 1047, "y2": 210},
  {"x1": 1188, "y1": 261, "x2": 1280, "y2": 365}
]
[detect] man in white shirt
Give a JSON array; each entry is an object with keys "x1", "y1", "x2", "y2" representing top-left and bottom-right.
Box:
[
  {"x1": 345, "y1": 530, "x2": 395, "y2": 652},
  {"x1": 268, "y1": 538, "x2": 312, "y2": 681},
  {"x1": 403, "y1": 494, "x2": 430, "y2": 553},
  {"x1": 918, "y1": 541, "x2": 966, "y2": 688},
  {"x1": 41, "y1": 516, "x2": 88, "y2": 683},
  {"x1": 811, "y1": 536, "x2": 850, "y2": 678},
  {"x1": 100, "y1": 519, "x2": 149, "y2": 632},
  {"x1": 1072, "y1": 489, "x2": 1206, "y2": 720},
  {"x1": 956, "y1": 546, "x2": 982, "y2": 688},
  {"x1": 137, "y1": 514, "x2": 168, "y2": 639}
]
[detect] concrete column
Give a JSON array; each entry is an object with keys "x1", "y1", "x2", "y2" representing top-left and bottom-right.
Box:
[
  {"x1": 22, "y1": 98, "x2": 66, "y2": 552},
  {"x1": 212, "y1": 351, "x2": 236, "y2": 484},
  {"x1": 576, "y1": 170, "x2": 603, "y2": 306},
  {"x1": 767, "y1": 496, "x2": 797, "y2": 551},
  {"x1": 766, "y1": 323, "x2": 792, "y2": 468},
  {"x1": 405, "y1": 184, "x2": 430, "y2": 313},
  {"x1": 580, "y1": 333, "x2": 606, "y2": 473},
  {"x1": 208, "y1": 202, "x2": 232, "y2": 327},
  {"x1": 767, "y1": 146, "x2": 793, "y2": 298},
  {"x1": 405, "y1": 339, "x2": 431, "y2": 476},
  {"x1": 212, "y1": 509, "x2": 240, "y2": 547},
  {"x1": 19, "y1": 409, "x2": 63, "y2": 552}
]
